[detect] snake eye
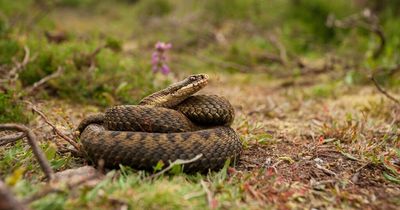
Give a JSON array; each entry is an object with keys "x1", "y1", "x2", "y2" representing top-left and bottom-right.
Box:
[{"x1": 189, "y1": 76, "x2": 196, "y2": 81}]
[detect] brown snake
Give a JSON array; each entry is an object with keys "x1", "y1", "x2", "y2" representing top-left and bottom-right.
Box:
[{"x1": 78, "y1": 74, "x2": 242, "y2": 172}]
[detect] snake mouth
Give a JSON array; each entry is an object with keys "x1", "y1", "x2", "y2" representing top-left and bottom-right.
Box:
[
  {"x1": 174, "y1": 74, "x2": 209, "y2": 96},
  {"x1": 190, "y1": 74, "x2": 209, "y2": 87}
]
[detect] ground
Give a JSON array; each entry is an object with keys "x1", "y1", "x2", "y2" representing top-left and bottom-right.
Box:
[{"x1": 2, "y1": 72, "x2": 398, "y2": 209}]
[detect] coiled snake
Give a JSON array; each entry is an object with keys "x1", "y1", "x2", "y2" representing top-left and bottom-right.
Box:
[{"x1": 78, "y1": 74, "x2": 242, "y2": 172}]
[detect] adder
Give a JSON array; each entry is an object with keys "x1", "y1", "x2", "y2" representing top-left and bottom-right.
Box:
[{"x1": 78, "y1": 74, "x2": 242, "y2": 172}]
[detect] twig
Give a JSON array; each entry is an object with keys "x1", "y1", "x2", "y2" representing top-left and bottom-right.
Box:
[
  {"x1": 74, "y1": 44, "x2": 106, "y2": 71},
  {"x1": 22, "y1": 173, "x2": 99, "y2": 204},
  {"x1": 0, "y1": 46, "x2": 31, "y2": 85},
  {"x1": 0, "y1": 180, "x2": 28, "y2": 210},
  {"x1": 22, "y1": 172, "x2": 98, "y2": 204},
  {"x1": 89, "y1": 45, "x2": 106, "y2": 59},
  {"x1": 315, "y1": 164, "x2": 337, "y2": 177},
  {"x1": 25, "y1": 101, "x2": 81, "y2": 151},
  {"x1": 327, "y1": 8, "x2": 385, "y2": 59},
  {"x1": 0, "y1": 132, "x2": 25, "y2": 146},
  {"x1": 23, "y1": 162, "x2": 104, "y2": 204},
  {"x1": 371, "y1": 27, "x2": 385, "y2": 59},
  {"x1": 271, "y1": 160, "x2": 284, "y2": 168},
  {"x1": 351, "y1": 162, "x2": 371, "y2": 183},
  {"x1": 24, "y1": 66, "x2": 64, "y2": 96},
  {"x1": 0, "y1": 124, "x2": 54, "y2": 181},
  {"x1": 11, "y1": 46, "x2": 31, "y2": 79},
  {"x1": 87, "y1": 44, "x2": 107, "y2": 71},
  {"x1": 22, "y1": 187, "x2": 63, "y2": 204},
  {"x1": 146, "y1": 154, "x2": 203, "y2": 180},
  {"x1": 371, "y1": 77, "x2": 400, "y2": 105},
  {"x1": 267, "y1": 33, "x2": 288, "y2": 65},
  {"x1": 200, "y1": 180, "x2": 216, "y2": 209}
]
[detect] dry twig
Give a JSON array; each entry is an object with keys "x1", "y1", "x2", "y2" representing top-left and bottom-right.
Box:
[
  {"x1": 10, "y1": 46, "x2": 31, "y2": 80},
  {"x1": 351, "y1": 162, "x2": 371, "y2": 183},
  {"x1": 22, "y1": 187, "x2": 63, "y2": 204},
  {"x1": 24, "y1": 66, "x2": 64, "y2": 96},
  {"x1": 371, "y1": 77, "x2": 400, "y2": 105},
  {"x1": 0, "y1": 46, "x2": 32, "y2": 85},
  {"x1": 146, "y1": 154, "x2": 203, "y2": 180},
  {"x1": 19, "y1": 168, "x2": 102, "y2": 205},
  {"x1": 24, "y1": 101, "x2": 81, "y2": 151},
  {"x1": 81, "y1": 44, "x2": 107, "y2": 71},
  {"x1": 267, "y1": 33, "x2": 288, "y2": 65},
  {"x1": 0, "y1": 124, "x2": 54, "y2": 181},
  {"x1": 23, "y1": 163, "x2": 104, "y2": 204},
  {"x1": 22, "y1": 172, "x2": 99, "y2": 204},
  {"x1": 327, "y1": 8, "x2": 385, "y2": 58},
  {"x1": 0, "y1": 132, "x2": 25, "y2": 146},
  {"x1": 316, "y1": 164, "x2": 337, "y2": 177}
]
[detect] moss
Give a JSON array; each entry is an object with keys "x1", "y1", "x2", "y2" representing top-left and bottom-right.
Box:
[
  {"x1": 0, "y1": 92, "x2": 29, "y2": 123},
  {"x1": 0, "y1": 39, "x2": 20, "y2": 64}
]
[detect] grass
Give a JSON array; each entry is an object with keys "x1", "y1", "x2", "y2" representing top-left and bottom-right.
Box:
[
  {"x1": 0, "y1": 0, "x2": 399, "y2": 209},
  {"x1": 2, "y1": 74, "x2": 398, "y2": 209}
]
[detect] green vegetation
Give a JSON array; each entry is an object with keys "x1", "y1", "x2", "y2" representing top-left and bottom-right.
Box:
[
  {"x1": 0, "y1": 0, "x2": 399, "y2": 209},
  {"x1": 0, "y1": 92, "x2": 30, "y2": 123},
  {"x1": 1, "y1": 0, "x2": 158, "y2": 109}
]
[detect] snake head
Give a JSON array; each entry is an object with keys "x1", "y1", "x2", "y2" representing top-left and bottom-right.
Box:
[
  {"x1": 170, "y1": 74, "x2": 209, "y2": 97},
  {"x1": 139, "y1": 74, "x2": 209, "y2": 107}
]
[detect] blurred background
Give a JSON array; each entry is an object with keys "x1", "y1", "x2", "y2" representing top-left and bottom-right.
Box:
[{"x1": 1, "y1": 0, "x2": 399, "y2": 122}]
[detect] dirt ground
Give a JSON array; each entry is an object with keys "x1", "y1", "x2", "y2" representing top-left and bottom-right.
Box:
[
  {"x1": 204, "y1": 73, "x2": 400, "y2": 209},
  {"x1": 14, "y1": 72, "x2": 400, "y2": 209}
]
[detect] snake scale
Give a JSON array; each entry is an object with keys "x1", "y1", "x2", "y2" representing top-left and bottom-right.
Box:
[{"x1": 78, "y1": 74, "x2": 242, "y2": 172}]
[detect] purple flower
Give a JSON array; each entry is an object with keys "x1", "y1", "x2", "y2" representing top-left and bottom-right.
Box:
[
  {"x1": 155, "y1": 42, "x2": 172, "y2": 51},
  {"x1": 161, "y1": 64, "x2": 170, "y2": 75},
  {"x1": 151, "y1": 42, "x2": 172, "y2": 75},
  {"x1": 151, "y1": 52, "x2": 159, "y2": 65}
]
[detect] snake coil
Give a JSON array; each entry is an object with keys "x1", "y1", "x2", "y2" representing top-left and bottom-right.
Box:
[{"x1": 78, "y1": 74, "x2": 242, "y2": 172}]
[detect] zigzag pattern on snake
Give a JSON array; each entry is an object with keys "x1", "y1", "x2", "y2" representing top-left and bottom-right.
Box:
[{"x1": 78, "y1": 74, "x2": 242, "y2": 172}]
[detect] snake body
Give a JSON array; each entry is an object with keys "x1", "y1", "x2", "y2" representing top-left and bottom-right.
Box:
[{"x1": 79, "y1": 74, "x2": 242, "y2": 172}]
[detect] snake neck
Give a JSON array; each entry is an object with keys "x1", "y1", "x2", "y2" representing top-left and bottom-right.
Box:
[
  {"x1": 138, "y1": 91, "x2": 185, "y2": 107},
  {"x1": 138, "y1": 74, "x2": 209, "y2": 108}
]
